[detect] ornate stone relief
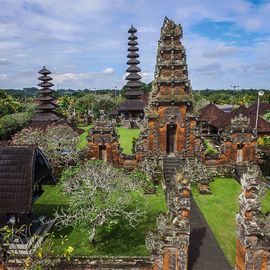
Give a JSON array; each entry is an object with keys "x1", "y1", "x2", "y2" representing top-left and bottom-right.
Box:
[{"x1": 159, "y1": 106, "x2": 184, "y2": 128}]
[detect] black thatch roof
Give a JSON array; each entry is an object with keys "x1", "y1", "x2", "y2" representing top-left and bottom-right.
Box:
[
  {"x1": 0, "y1": 145, "x2": 56, "y2": 215},
  {"x1": 117, "y1": 99, "x2": 145, "y2": 112}
]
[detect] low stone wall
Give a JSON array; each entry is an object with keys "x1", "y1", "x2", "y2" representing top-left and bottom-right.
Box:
[{"x1": 59, "y1": 256, "x2": 154, "y2": 270}]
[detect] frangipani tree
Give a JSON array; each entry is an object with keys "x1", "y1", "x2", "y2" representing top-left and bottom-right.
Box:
[
  {"x1": 12, "y1": 125, "x2": 81, "y2": 171},
  {"x1": 55, "y1": 161, "x2": 146, "y2": 242}
]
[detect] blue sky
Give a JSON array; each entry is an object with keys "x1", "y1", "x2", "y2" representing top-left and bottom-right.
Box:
[{"x1": 0, "y1": 0, "x2": 270, "y2": 90}]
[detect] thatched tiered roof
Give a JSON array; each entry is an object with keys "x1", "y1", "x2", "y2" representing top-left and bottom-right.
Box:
[
  {"x1": 117, "y1": 25, "x2": 145, "y2": 113},
  {"x1": 31, "y1": 66, "x2": 63, "y2": 124}
]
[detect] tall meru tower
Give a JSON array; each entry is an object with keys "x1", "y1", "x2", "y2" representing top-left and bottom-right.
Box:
[{"x1": 144, "y1": 17, "x2": 197, "y2": 158}]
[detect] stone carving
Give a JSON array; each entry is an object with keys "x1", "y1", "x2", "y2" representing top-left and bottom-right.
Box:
[
  {"x1": 235, "y1": 165, "x2": 270, "y2": 269},
  {"x1": 231, "y1": 113, "x2": 250, "y2": 128},
  {"x1": 159, "y1": 106, "x2": 184, "y2": 128},
  {"x1": 137, "y1": 17, "x2": 195, "y2": 159},
  {"x1": 146, "y1": 167, "x2": 190, "y2": 270}
]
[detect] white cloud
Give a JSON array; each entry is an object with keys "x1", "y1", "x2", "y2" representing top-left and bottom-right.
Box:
[
  {"x1": 102, "y1": 68, "x2": 115, "y2": 74},
  {"x1": 0, "y1": 0, "x2": 270, "y2": 89},
  {"x1": 202, "y1": 45, "x2": 239, "y2": 58},
  {"x1": 137, "y1": 25, "x2": 157, "y2": 33}
]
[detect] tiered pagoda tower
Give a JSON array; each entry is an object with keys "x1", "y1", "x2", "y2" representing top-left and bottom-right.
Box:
[
  {"x1": 116, "y1": 25, "x2": 145, "y2": 128},
  {"x1": 31, "y1": 66, "x2": 63, "y2": 126},
  {"x1": 144, "y1": 17, "x2": 196, "y2": 157}
]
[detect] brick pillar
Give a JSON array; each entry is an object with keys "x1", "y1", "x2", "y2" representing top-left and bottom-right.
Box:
[{"x1": 235, "y1": 166, "x2": 270, "y2": 270}]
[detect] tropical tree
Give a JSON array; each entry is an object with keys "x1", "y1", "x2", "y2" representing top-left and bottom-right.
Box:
[
  {"x1": 54, "y1": 161, "x2": 146, "y2": 242},
  {"x1": 12, "y1": 125, "x2": 81, "y2": 171},
  {"x1": 0, "y1": 90, "x2": 21, "y2": 116}
]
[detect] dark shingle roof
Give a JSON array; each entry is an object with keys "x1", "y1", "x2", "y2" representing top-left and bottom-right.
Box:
[
  {"x1": 116, "y1": 99, "x2": 145, "y2": 112},
  {"x1": 248, "y1": 102, "x2": 270, "y2": 116},
  {"x1": 0, "y1": 145, "x2": 56, "y2": 214},
  {"x1": 211, "y1": 105, "x2": 270, "y2": 133},
  {"x1": 198, "y1": 103, "x2": 227, "y2": 123}
]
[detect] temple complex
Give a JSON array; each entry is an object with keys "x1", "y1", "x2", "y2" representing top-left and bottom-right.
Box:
[
  {"x1": 141, "y1": 17, "x2": 197, "y2": 158},
  {"x1": 3, "y1": 16, "x2": 268, "y2": 270},
  {"x1": 116, "y1": 25, "x2": 145, "y2": 128}
]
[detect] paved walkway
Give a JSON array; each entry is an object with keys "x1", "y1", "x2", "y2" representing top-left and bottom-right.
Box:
[{"x1": 188, "y1": 196, "x2": 232, "y2": 270}]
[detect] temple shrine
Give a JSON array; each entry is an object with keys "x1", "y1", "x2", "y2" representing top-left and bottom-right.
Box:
[
  {"x1": 30, "y1": 66, "x2": 64, "y2": 128},
  {"x1": 116, "y1": 25, "x2": 145, "y2": 128},
  {"x1": 87, "y1": 111, "x2": 121, "y2": 166},
  {"x1": 140, "y1": 17, "x2": 197, "y2": 158}
]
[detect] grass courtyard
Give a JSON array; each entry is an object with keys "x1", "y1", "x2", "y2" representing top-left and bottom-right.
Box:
[
  {"x1": 192, "y1": 178, "x2": 270, "y2": 266},
  {"x1": 78, "y1": 124, "x2": 140, "y2": 154},
  {"x1": 33, "y1": 184, "x2": 167, "y2": 256},
  {"x1": 45, "y1": 124, "x2": 270, "y2": 262}
]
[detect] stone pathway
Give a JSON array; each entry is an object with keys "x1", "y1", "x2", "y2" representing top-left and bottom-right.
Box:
[{"x1": 188, "y1": 196, "x2": 232, "y2": 270}]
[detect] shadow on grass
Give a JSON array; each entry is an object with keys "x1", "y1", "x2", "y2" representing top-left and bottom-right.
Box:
[
  {"x1": 93, "y1": 214, "x2": 157, "y2": 256},
  {"x1": 33, "y1": 203, "x2": 67, "y2": 219}
]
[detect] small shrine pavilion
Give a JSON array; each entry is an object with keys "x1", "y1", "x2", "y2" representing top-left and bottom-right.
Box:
[
  {"x1": 87, "y1": 111, "x2": 121, "y2": 166},
  {"x1": 116, "y1": 25, "x2": 145, "y2": 128}
]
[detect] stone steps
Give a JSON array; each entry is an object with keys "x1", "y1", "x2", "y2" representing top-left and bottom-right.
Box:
[{"x1": 235, "y1": 165, "x2": 248, "y2": 182}]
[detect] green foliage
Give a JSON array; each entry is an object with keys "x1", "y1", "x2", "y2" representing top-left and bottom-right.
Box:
[
  {"x1": 77, "y1": 124, "x2": 92, "y2": 149},
  {"x1": 57, "y1": 95, "x2": 76, "y2": 117},
  {"x1": 74, "y1": 93, "x2": 124, "y2": 118},
  {"x1": 0, "y1": 111, "x2": 34, "y2": 139},
  {"x1": 0, "y1": 90, "x2": 21, "y2": 116},
  {"x1": 264, "y1": 111, "x2": 270, "y2": 121},
  {"x1": 0, "y1": 224, "x2": 74, "y2": 269},
  {"x1": 194, "y1": 89, "x2": 270, "y2": 106},
  {"x1": 13, "y1": 125, "x2": 80, "y2": 170},
  {"x1": 258, "y1": 136, "x2": 270, "y2": 146},
  {"x1": 204, "y1": 139, "x2": 219, "y2": 155}
]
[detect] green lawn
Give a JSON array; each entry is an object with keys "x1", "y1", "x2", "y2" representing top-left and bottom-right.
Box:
[
  {"x1": 78, "y1": 125, "x2": 92, "y2": 149},
  {"x1": 192, "y1": 178, "x2": 270, "y2": 267},
  {"x1": 33, "y1": 185, "x2": 167, "y2": 256},
  {"x1": 77, "y1": 125, "x2": 140, "y2": 154},
  {"x1": 117, "y1": 127, "x2": 140, "y2": 154}
]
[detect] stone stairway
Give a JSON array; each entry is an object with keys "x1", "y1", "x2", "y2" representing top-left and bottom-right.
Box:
[
  {"x1": 163, "y1": 156, "x2": 185, "y2": 183},
  {"x1": 234, "y1": 164, "x2": 247, "y2": 182}
]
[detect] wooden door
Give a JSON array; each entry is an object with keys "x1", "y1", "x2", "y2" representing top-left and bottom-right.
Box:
[
  {"x1": 99, "y1": 145, "x2": 107, "y2": 161},
  {"x1": 167, "y1": 124, "x2": 176, "y2": 154},
  {"x1": 236, "y1": 144, "x2": 243, "y2": 163}
]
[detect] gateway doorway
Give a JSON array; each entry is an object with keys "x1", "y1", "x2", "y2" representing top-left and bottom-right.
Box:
[
  {"x1": 166, "y1": 124, "x2": 176, "y2": 154},
  {"x1": 99, "y1": 145, "x2": 107, "y2": 161}
]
